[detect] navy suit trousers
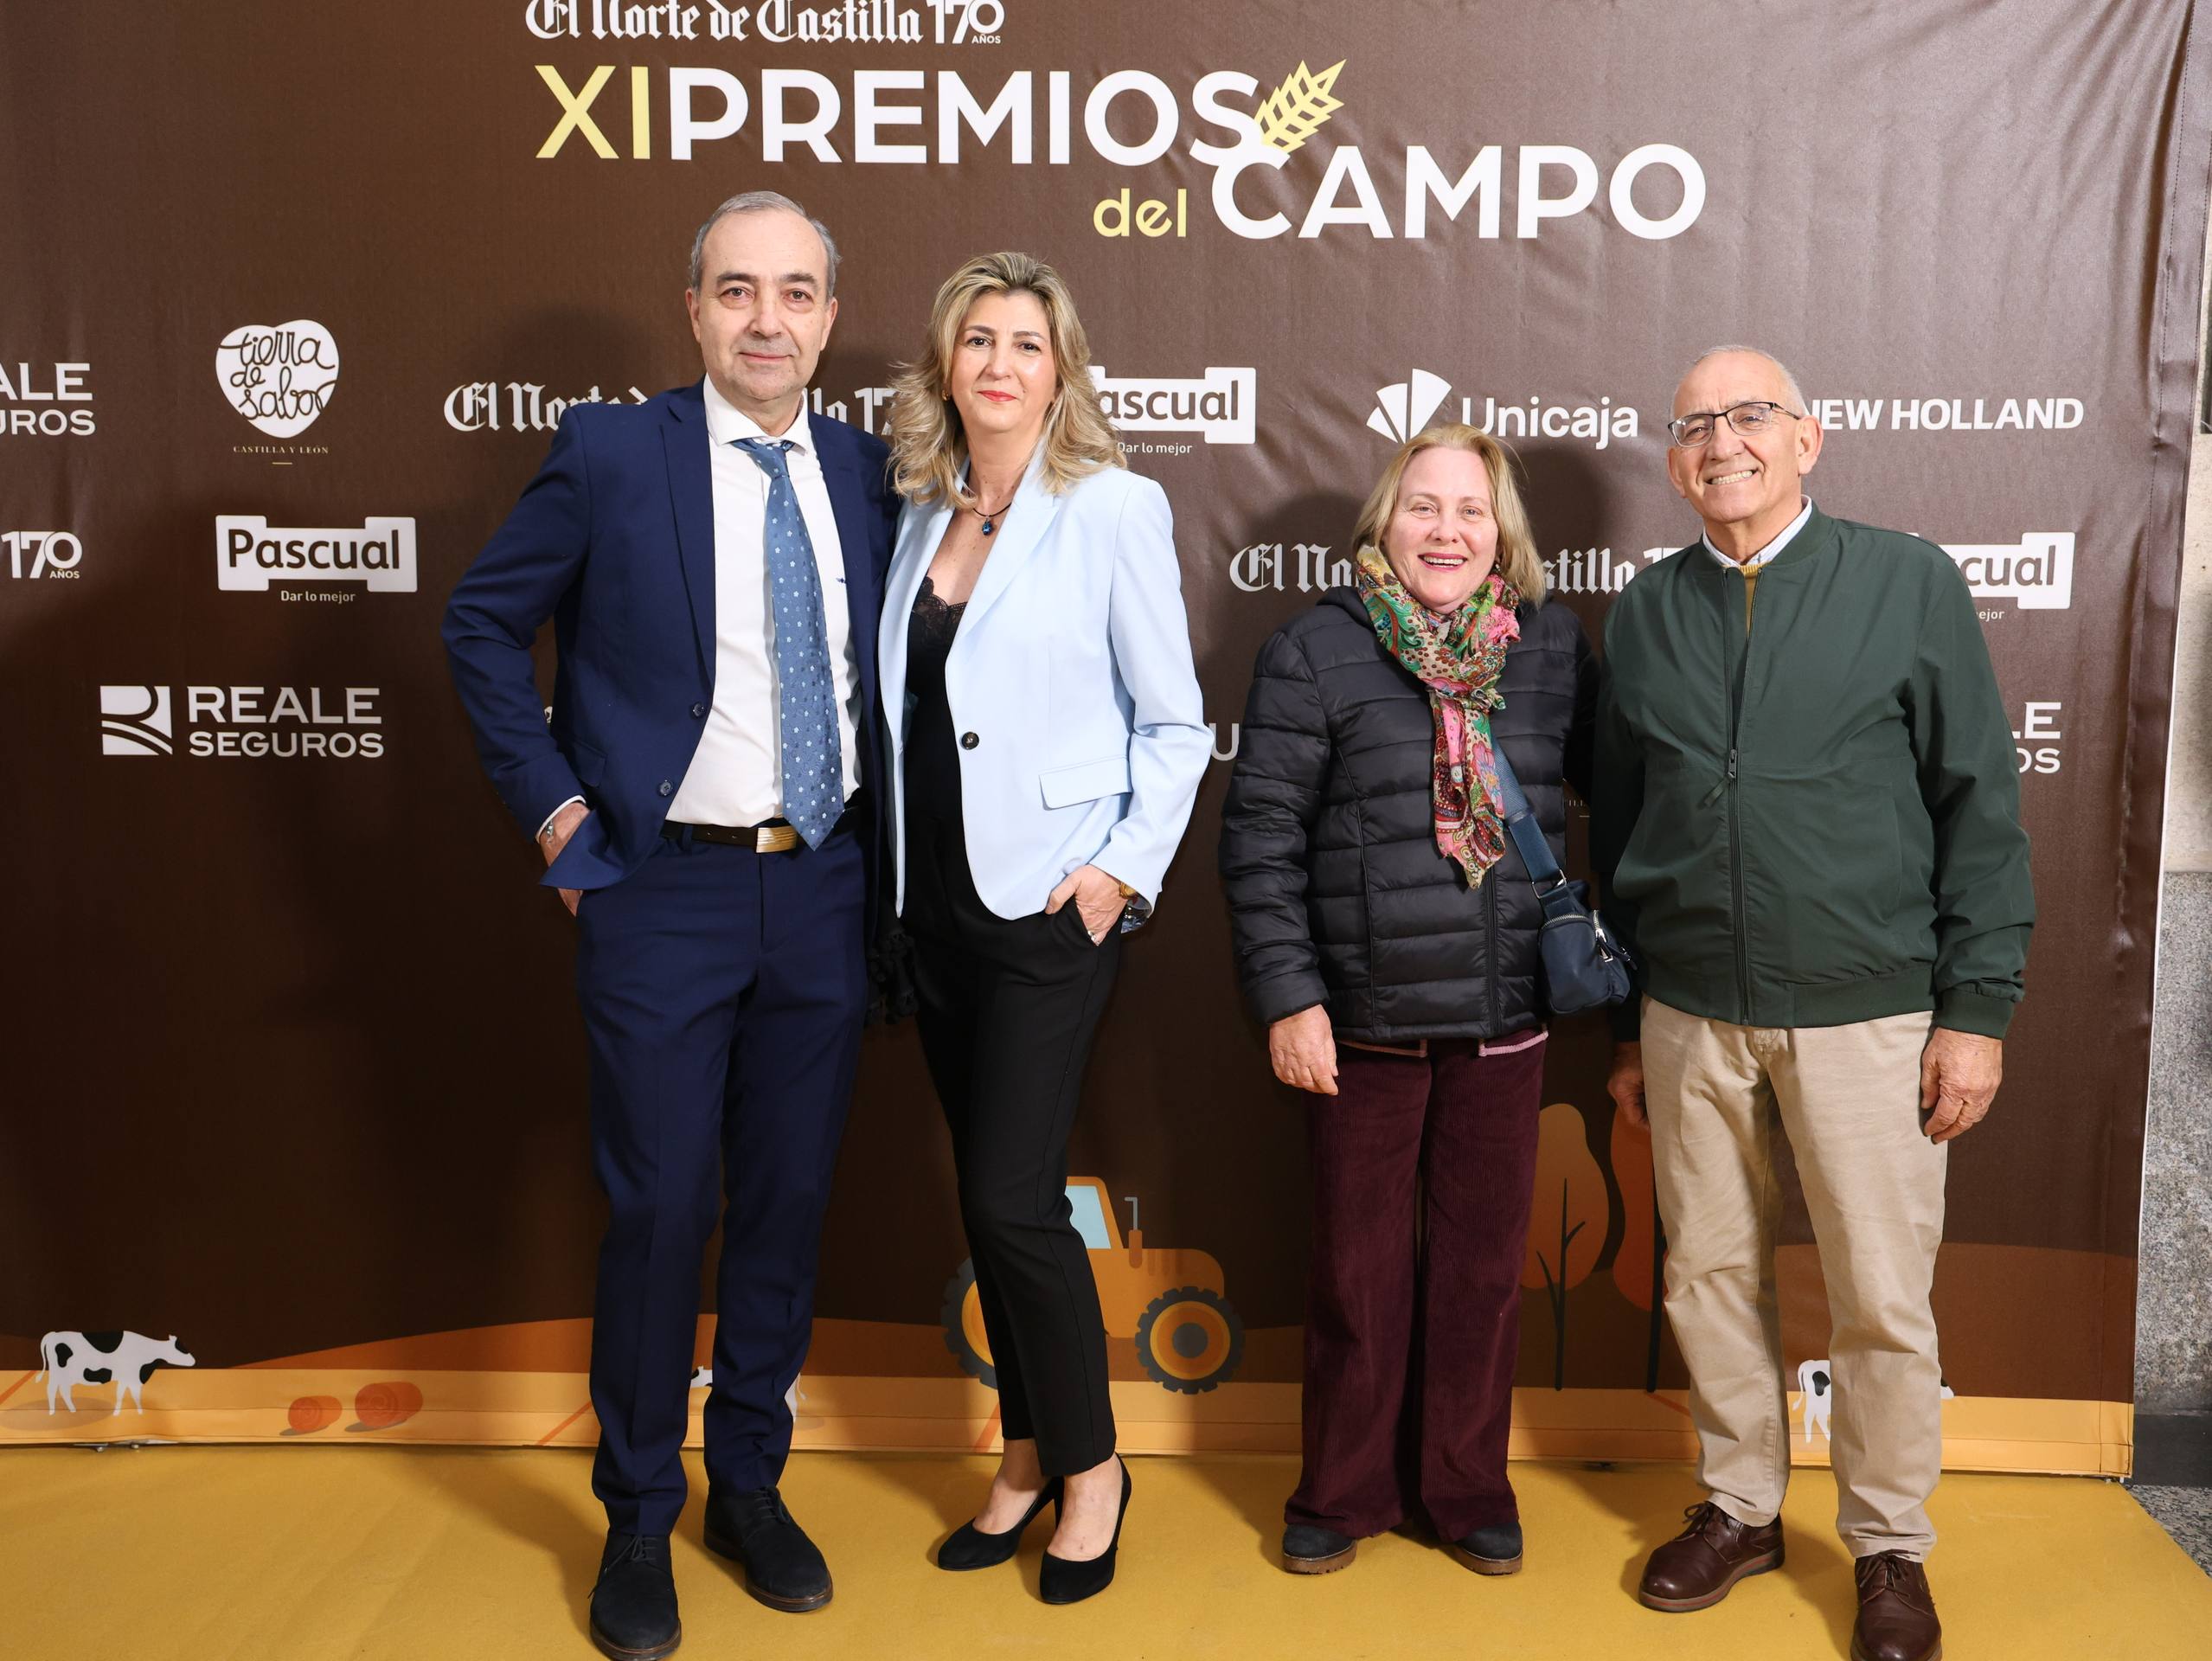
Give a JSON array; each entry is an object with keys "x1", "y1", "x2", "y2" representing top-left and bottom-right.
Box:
[{"x1": 574, "y1": 825, "x2": 867, "y2": 1536}]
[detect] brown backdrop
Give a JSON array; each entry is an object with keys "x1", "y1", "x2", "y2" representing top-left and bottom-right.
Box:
[{"x1": 3, "y1": 1, "x2": 2206, "y2": 1464}]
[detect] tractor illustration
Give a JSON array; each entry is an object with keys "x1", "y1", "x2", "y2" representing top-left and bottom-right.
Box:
[{"x1": 940, "y1": 1177, "x2": 1245, "y2": 1395}]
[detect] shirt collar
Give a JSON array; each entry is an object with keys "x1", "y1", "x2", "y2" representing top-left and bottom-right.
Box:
[
  {"x1": 702, "y1": 375, "x2": 815, "y2": 459},
  {"x1": 1704, "y1": 497, "x2": 1811, "y2": 569}
]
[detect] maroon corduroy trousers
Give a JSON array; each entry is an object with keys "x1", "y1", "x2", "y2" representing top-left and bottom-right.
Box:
[{"x1": 1286, "y1": 1030, "x2": 1547, "y2": 1541}]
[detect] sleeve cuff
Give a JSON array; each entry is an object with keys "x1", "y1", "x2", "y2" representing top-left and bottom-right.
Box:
[
  {"x1": 1246, "y1": 971, "x2": 1330, "y2": 1029},
  {"x1": 535, "y1": 796, "x2": 586, "y2": 843},
  {"x1": 1934, "y1": 987, "x2": 2017, "y2": 1038}
]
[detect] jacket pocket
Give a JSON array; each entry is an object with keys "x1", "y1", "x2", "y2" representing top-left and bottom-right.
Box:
[
  {"x1": 1039, "y1": 753, "x2": 1131, "y2": 809},
  {"x1": 571, "y1": 740, "x2": 607, "y2": 788},
  {"x1": 1610, "y1": 756, "x2": 1732, "y2": 967},
  {"x1": 1740, "y1": 770, "x2": 1915, "y2": 981}
]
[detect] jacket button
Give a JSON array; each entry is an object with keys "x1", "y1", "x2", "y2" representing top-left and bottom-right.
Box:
[
  {"x1": 690, "y1": 702, "x2": 706, "y2": 719},
  {"x1": 959, "y1": 731, "x2": 979, "y2": 750},
  {"x1": 657, "y1": 780, "x2": 674, "y2": 797}
]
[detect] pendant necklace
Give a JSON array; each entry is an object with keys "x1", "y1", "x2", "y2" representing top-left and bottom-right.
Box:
[{"x1": 971, "y1": 483, "x2": 1018, "y2": 535}]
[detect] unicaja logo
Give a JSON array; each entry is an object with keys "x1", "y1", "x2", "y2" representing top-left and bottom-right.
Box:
[
  {"x1": 100, "y1": 686, "x2": 174, "y2": 755},
  {"x1": 1369, "y1": 370, "x2": 1452, "y2": 442}
]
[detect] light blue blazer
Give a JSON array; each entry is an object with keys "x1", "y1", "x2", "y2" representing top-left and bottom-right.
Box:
[{"x1": 879, "y1": 448, "x2": 1209, "y2": 925}]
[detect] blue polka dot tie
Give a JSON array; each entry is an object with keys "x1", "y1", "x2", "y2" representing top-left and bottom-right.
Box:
[{"x1": 734, "y1": 438, "x2": 842, "y2": 849}]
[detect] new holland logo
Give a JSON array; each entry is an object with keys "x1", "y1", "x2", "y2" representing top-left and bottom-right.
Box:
[
  {"x1": 100, "y1": 686, "x2": 174, "y2": 756},
  {"x1": 1369, "y1": 371, "x2": 1453, "y2": 442}
]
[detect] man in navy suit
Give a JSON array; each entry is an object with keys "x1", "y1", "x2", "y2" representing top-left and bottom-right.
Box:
[{"x1": 443, "y1": 192, "x2": 897, "y2": 1661}]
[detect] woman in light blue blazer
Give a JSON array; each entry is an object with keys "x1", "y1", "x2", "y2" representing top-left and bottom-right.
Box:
[{"x1": 879, "y1": 252, "x2": 1208, "y2": 1604}]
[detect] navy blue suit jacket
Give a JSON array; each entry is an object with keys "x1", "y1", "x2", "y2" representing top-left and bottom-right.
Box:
[{"x1": 443, "y1": 381, "x2": 898, "y2": 896}]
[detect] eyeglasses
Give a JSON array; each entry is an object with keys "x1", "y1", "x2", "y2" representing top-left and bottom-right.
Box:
[{"x1": 1666, "y1": 400, "x2": 1805, "y2": 448}]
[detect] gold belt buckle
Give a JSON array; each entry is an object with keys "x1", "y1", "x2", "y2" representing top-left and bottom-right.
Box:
[{"x1": 754, "y1": 823, "x2": 800, "y2": 853}]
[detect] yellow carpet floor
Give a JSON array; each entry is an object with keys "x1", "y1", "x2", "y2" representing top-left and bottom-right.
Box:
[{"x1": 3, "y1": 1447, "x2": 2205, "y2": 1659}]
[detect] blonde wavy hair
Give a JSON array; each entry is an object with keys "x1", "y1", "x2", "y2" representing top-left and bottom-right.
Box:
[
  {"x1": 887, "y1": 252, "x2": 1124, "y2": 504},
  {"x1": 1350, "y1": 423, "x2": 1548, "y2": 603}
]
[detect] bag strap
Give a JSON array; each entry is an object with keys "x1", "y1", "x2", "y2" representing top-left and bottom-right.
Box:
[{"x1": 1489, "y1": 745, "x2": 1573, "y2": 904}]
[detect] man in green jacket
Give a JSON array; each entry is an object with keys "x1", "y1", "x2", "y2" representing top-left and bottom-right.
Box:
[{"x1": 1593, "y1": 347, "x2": 2033, "y2": 1661}]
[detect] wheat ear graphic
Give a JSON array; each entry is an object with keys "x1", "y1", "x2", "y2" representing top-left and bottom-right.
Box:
[{"x1": 1256, "y1": 60, "x2": 1346, "y2": 154}]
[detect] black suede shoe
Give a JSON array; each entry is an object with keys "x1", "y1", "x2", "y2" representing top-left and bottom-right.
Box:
[
  {"x1": 1448, "y1": 1521, "x2": 1524, "y2": 1575},
  {"x1": 1039, "y1": 1459, "x2": 1133, "y2": 1606},
  {"x1": 703, "y1": 1485, "x2": 833, "y2": 1613},
  {"x1": 589, "y1": 1533, "x2": 680, "y2": 1661},
  {"x1": 938, "y1": 1477, "x2": 1064, "y2": 1570},
  {"x1": 1280, "y1": 1523, "x2": 1356, "y2": 1574}
]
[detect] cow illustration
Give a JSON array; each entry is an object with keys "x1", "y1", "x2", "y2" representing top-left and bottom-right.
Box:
[
  {"x1": 1795, "y1": 1357, "x2": 1954, "y2": 1446},
  {"x1": 37, "y1": 1331, "x2": 196, "y2": 1414}
]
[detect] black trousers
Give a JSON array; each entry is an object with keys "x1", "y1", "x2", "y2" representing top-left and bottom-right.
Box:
[{"x1": 905, "y1": 815, "x2": 1122, "y2": 1477}]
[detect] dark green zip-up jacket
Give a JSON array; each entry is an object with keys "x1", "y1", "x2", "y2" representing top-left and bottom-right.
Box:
[{"x1": 1591, "y1": 506, "x2": 2033, "y2": 1041}]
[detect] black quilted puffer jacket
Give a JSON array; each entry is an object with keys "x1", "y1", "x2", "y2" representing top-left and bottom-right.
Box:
[{"x1": 1219, "y1": 587, "x2": 1595, "y2": 1044}]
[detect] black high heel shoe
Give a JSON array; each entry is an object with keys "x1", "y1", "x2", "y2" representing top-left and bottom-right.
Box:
[
  {"x1": 936, "y1": 1477, "x2": 1064, "y2": 1571},
  {"x1": 1039, "y1": 1459, "x2": 1132, "y2": 1605}
]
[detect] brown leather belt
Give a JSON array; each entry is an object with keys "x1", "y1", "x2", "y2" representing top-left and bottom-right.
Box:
[
  {"x1": 662, "y1": 797, "x2": 861, "y2": 852},
  {"x1": 662, "y1": 819, "x2": 802, "y2": 852}
]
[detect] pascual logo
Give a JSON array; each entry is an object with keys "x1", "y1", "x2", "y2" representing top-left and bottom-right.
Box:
[
  {"x1": 216, "y1": 516, "x2": 418, "y2": 596},
  {"x1": 1942, "y1": 533, "x2": 2074, "y2": 610},
  {"x1": 523, "y1": 58, "x2": 1702, "y2": 246},
  {"x1": 100, "y1": 686, "x2": 174, "y2": 756},
  {"x1": 1, "y1": 361, "x2": 95, "y2": 437},
  {"x1": 1368, "y1": 371, "x2": 1638, "y2": 451},
  {"x1": 1092, "y1": 366, "x2": 1253, "y2": 446},
  {"x1": 97, "y1": 685, "x2": 387, "y2": 760},
  {"x1": 218, "y1": 322, "x2": 340, "y2": 439},
  {"x1": 1231, "y1": 542, "x2": 1348, "y2": 593}
]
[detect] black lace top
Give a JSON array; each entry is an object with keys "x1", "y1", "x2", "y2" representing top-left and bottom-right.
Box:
[{"x1": 905, "y1": 575, "x2": 967, "y2": 828}]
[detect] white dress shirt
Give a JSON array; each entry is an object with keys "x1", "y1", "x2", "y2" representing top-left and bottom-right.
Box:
[
  {"x1": 664, "y1": 379, "x2": 862, "y2": 827},
  {"x1": 1704, "y1": 495, "x2": 1812, "y2": 569}
]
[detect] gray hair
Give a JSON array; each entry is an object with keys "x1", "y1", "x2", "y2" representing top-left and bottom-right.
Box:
[
  {"x1": 1684, "y1": 343, "x2": 1809, "y2": 414},
  {"x1": 688, "y1": 191, "x2": 841, "y2": 297}
]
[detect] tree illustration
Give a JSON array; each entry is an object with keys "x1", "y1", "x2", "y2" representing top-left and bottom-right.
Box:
[
  {"x1": 1520, "y1": 1101, "x2": 1608, "y2": 1389},
  {"x1": 1611, "y1": 1108, "x2": 1668, "y2": 1391}
]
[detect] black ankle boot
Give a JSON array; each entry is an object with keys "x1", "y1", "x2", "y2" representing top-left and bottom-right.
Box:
[
  {"x1": 589, "y1": 1532, "x2": 680, "y2": 1660},
  {"x1": 938, "y1": 1477, "x2": 1065, "y2": 1570},
  {"x1": 1449, "y1": 1520, "x2": 1524, "y2": 1575},
  {"x1": 1039, "y1": 1461, "x2": 1133, "y2": 1606},
  {"x1": 1281, "y1": 1523, "x2": 1356, "y2": 1574}
]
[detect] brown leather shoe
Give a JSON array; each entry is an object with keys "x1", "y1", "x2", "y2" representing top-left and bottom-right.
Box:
[
  {"x1": 1637, "y1": 1501, "x2": 1784, "y2": 1612},
  {"x1": 1851, "y1": 1551, "x2": 1941, "y2": 1661}
]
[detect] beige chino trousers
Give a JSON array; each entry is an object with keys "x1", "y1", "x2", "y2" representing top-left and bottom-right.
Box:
[{"x1": 1641, "y1": 998, "x2": 1947, "y2": 1560}]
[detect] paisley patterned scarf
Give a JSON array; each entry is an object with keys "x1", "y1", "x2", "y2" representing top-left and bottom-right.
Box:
[{"x1": 1354, "y1": 543, "x2": 1523, "y2": 884}]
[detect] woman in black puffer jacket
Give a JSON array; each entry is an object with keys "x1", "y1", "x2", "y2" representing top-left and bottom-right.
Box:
[{"x1": 1219, "y1": 424, "x2": 1594, "y2": 1581}]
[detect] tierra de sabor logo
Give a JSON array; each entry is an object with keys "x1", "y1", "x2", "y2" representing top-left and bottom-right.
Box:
[
  {"x1": 523, "y1": 53, "x2": 1704, "y2": 245},
  {"x1": 1371, "y1": 371, "x2": 1638, "y2": 452},
  {"x1": 99, "y1": 684, "x2": 387, "y2": 760},
  {"x1": 219, "y1": 322, "x2": 339, "y2": 443},
  {"x1": 216, "y1": 516, "x2": 419, "y2": 596},
  {"x1": 1, "y1": 361, "x2": 94, "y2": 437}
]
